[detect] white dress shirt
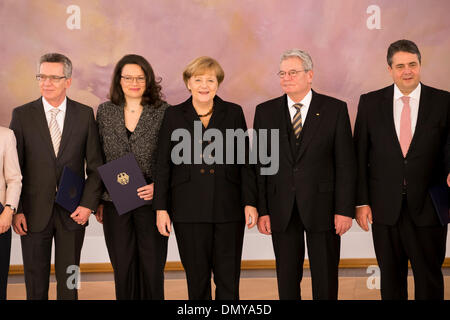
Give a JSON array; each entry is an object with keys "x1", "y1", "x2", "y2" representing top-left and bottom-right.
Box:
[
  {"x1": 42, "y1": 96, "x2": 67, "y2": 133},
  {"x1": 393, "y1": 83, "x2": 421, "y2": 140},
  {"x1": 287, "y1": 89, "x2": 312, "y2": 124}
]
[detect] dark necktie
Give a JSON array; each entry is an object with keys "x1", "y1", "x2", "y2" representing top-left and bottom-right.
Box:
[{"x1": 292, "y1": 103, "x2": 303, "y2": 139}]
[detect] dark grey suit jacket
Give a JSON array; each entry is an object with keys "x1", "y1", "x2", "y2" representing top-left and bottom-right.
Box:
[
  {"x1": 354, "y1": 84, "x2": 450, "y2": 226},
  {"x1": 153, "y1": 96, "x2": 257, "y2": 223},
  {"x1": 10, "y1": 97, "x2": 103, "y2": 232},
  {"x1": 254, "y1": 91, "x2": 356, "y2": 233}
]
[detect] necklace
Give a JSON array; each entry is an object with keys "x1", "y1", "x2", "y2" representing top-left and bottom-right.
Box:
[
  {"x1": 197, "y1": 105, "x2": 213, "y2": 118},
  {"x1": 125, "y1": 105, "x2": 142, "y2": 114}
]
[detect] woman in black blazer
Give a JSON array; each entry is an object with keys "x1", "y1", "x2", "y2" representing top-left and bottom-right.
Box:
[
  {"x1": 96, "y1": 54, "x2": 169, "y2": 300},
  {"x1": 153, "y1": 56, "x2": 258, "y2": 300}
]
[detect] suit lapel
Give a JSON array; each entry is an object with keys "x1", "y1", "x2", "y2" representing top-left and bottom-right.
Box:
[
  {"x1": 130, "y1": 104, "x2": 156, "y2": 143},
  {"x1": 381, "y1": 85, "x2": 404, "y2": 158},
  {"x1": 111, "y1": 104, "x2": 129, "y2": 145},
  {"x1": 57, "y1": 98, "x2": 76, "y2": 158},
  {"x1": 207, "y1": 96, "x2": 227, "y2": 130},
  {"x1": 181, "y1": 97, "x2": 199, "y2": 132},
  {"x1": 275, "y1": 95, "x2": 294, "y2": 165},
  {"x1": 407, "y1": 83, "x2": 432, "y2": 157},
  {"x1": 32, "y1": 98, "x2": 56, "y2": 160},
  {"x1": 295, "y1": 90, "x2": 324, "y2": 162}
]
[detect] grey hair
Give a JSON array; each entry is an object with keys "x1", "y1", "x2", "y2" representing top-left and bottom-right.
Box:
[
  {"x1": 39, "y1": 53, "x2": 73, "y2": 78},
  {"x1": 280, "y1": 49, "x2": 313, "y2": 71}
]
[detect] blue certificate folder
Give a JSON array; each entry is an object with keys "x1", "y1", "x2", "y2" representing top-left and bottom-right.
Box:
[
  {"x1": 97, "y1": 153, "x2": 150, "y2": 215},
  {"x1": 55, "y1": 166, "x2": 85, "y2": 213},
  {"x1": 0, "y1": 203, "x2": 3, "y2": 212},
  {"x1": 429, "y1": 183, "x2": 450, "y2": 225}
]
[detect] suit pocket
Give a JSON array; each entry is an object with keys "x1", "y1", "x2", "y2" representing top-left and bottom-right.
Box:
[
  {"x1": 318, "y1": 182, "x2": 334, "y2": 193},
  {"x1": 170, "y1": 169, "x2": 190, "y2": 187}
]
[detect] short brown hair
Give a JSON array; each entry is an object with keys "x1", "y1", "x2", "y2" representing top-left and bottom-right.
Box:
[
  {"x1": 387, "y1": 40, "x2": 421, "y2": 67},
  {"x1": 39, "y1": 53, "x2": 72, "y2": 78},
  {"x1": 182, "y1": 56, "x2": 224, "y2": 88}
]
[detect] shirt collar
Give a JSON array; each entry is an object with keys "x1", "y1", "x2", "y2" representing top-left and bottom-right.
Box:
[
  {"x1": 42, "y1": 96, "x2": 67, "y2": 114},
  {"x1": 287, "y1": 89, "x2": 312, "y2": 109},
  {"x1": 394, "y1": 83, "x2": 421, "y2": 102}
]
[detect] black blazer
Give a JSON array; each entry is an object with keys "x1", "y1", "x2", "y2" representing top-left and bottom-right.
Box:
[
  {"x1": 253, "y1": 91, "x2": 356, "y2": 233},
  {"x1": 153, "y1": 96, "x2": 256, "y2": 223},
  {"x1": 354, "y1": 84, "x2": 450, "y2": 226},
  {"x1": 10, "y1": 97, "x2": 103, "y2": 232}
]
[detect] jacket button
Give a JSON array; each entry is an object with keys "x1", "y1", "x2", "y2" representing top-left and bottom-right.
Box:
[
  {"x1": 404, "y1": 160, "x2": 408, "y2": 164},
  {"x1": 200, "y1": 169, "x2": 205, "y2": 174},
  {"x1": 210, "y1": 169, "x2": 215, "y2": 174}
]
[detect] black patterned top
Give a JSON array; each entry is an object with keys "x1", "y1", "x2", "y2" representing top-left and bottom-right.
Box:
[{"x1": 96, "y1": 100, "x2": 169, "y2": 201}]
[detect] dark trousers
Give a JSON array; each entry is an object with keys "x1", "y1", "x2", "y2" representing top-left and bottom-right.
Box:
[
  {"x1": 102, "y1": 202, "x2": 168, "y2": 300},
  {"x1": 0, "y1": 228, "x2": 11, "y2": 300},
  {"x1": 372, "y1": 197, "x2": 448, "y2": 300},
  {"x1": 21, "y1": 205, "x2": 85, "y2": 300},
  {"x1": 173, "y1": 221, "x2": 245, "y2": 300},
  {"x1": 271, "y1": 203, "x2": 341, "y2": 300}
]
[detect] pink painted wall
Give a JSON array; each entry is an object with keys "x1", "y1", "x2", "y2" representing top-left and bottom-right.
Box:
[{"x1": 1, "y1": 0, "x2": 449, "y2": 128}]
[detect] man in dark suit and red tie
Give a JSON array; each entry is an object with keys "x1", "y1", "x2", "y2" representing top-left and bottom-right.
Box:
[
  {"x1": 9, "y1": 53, "x2": 103, "y2": 300},
  {"x1": 354, "y1": 39, "x2": 450, "y2": 300},
  {"x1": 254, "y1": 49, "x2": 356, "y2": 300}
]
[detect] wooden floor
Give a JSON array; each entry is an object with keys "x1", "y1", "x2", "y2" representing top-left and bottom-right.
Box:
[{"x1": 6, "y1": 276, "x2": 450, "y2": 300}]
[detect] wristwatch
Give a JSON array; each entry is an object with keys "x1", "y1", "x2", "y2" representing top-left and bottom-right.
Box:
[{"x1": 5, "y1": 204, "x2": 17, "y2": 214}]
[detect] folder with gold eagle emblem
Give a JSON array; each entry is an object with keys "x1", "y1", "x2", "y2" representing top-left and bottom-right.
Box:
[{"x1": 97, "y1": 153, "x2": 149, "y2": 215}]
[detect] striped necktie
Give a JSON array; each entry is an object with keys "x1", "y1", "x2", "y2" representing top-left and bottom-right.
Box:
[
  {"x1": 49, "y1": 108, "x2": 62, "y2": 156},
  {"x1": 292, "y1": 103, "x2": 303, "y2": 138}
]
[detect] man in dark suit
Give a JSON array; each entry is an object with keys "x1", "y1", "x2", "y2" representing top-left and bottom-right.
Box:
[
  {"x1": 354, "y1": 40, "x2": 449, "y2": 300},
  {"x1": 9, "y1": 53, "x2": 103, "y2": 300},
  {"x1": 254, "y1": 49, "x2": 356, "y2": 300}
]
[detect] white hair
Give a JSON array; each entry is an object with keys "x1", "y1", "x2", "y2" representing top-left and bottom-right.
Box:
[{"x1": 280, "y1": 49, "x2": 313, "y2": 71}]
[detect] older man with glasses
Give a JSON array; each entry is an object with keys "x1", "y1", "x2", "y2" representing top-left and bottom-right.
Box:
[
  {"x1": 254, "y1": 49, "x2": 356, "y2": 300},
  {"x1": 9, "y1": 53, "x2": 103, "y2": 300}
]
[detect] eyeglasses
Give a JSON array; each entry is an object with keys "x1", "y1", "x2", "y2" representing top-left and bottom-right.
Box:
[
  {"x1": 121, "y1": 75, "x2": 146, "y2": 84},
  {"x1": 277, "y1": 69, "x2": 306, "y2": 78},
  {"x1": 36, "y1": 74, "x2": 66, "y2": 83}
]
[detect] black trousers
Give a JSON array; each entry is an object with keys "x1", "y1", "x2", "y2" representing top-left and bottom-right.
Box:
[
  {"x1": 372, "y1": 197, "x2": 448, "y2": 300},
  {"x1": 21, "y1": 205, "x2": 85, "y2": 300},
  {"x1": 271, "y1": 203, "x2": 341, "y2": 300},
  {"x1": 173, "y1": 221, "x2": 245, "y2": 300},
  {"x1": 0, "y1": 228, "x2": 11, "y2": 300},
  {"x1": 102, "y1": 202, "x2": 168, "y2": 300}
]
